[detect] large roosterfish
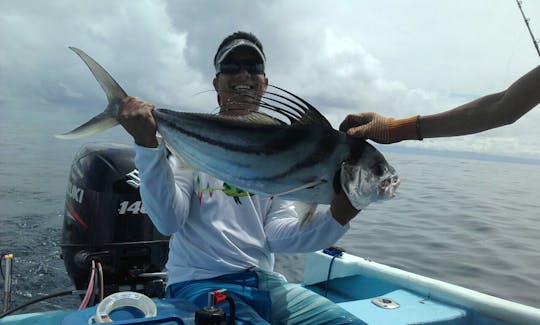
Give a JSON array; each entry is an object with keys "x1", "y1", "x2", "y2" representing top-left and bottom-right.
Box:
[{"x1": 57, "y1": 47, "x2": 400, "y2": 214}]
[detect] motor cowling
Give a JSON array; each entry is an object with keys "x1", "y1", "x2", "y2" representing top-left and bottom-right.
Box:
[{"x1": 60, "y1": 143, "x2": 169, "y2": 301}]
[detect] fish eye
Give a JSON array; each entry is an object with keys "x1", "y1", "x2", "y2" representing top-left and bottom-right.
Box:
[{"x1": 372, "y1": 163, "x2": 386, "y2": 177}]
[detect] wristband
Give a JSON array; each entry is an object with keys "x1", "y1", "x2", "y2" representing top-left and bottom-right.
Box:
[
  {"x1": 388, "y1": 115, "x2": 423, "y2": 142},
  {"x1": 416, "y1": 115, "x2": 423, "y2": 140}
]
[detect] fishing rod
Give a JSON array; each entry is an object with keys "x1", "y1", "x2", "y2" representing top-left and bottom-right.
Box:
[
  {"x1": 0, "y1": 255, "x2": 99, "y2": 319},
  {"x1": 515, "y1": 0, "x2": 540, "y2": 59},
  {"x1": 2, "y1": 253, "x2": 13, "y2": 313},
  {"x1": 0, "y1": 252, "x2": 74, "y2": 319}
]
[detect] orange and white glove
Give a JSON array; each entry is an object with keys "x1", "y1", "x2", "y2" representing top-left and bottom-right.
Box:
[{"x1": 339, "y1": 112, "x2": 422, "y2": 144}]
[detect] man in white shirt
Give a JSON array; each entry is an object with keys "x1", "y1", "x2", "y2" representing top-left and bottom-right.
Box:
[{"x1": 118, "y1": 31, "x2": 364, "y2": 324}]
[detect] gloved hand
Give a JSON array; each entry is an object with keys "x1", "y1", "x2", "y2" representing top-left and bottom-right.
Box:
[{"x1": 339, "y1": 112, "x2": 421, "y2": 144}]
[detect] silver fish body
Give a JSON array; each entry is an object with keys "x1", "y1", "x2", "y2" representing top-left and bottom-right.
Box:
[
  {"x1": 155, "y1": 109, "x2": 349, "y2": 203},
  {"x1": 58, "y1": 48, "x2": 399, "y2": 208}
]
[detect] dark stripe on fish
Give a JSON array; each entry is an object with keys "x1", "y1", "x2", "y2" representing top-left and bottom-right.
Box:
[
  {"x1": 255, "y1": 132, "x2": 342, "y2": 181},
  {"x1": 155, "y1": 109, "x2": 317, "y2": 155},
  {"x1": 157, "y1": 109, "x2": 342, "y2": 182}
]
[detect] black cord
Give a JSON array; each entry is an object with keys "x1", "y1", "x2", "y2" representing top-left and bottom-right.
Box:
[
  {"x1": 322, "y1": 247, "x2": 345, "y2": 297},
  {"x1": 324, "y1": 255, "x2": 339, "y2": 297},
  {"x1": 0, "y1": 290, "x2": 75, "y2": 319},
  {"x1": 225, "y1": 295, "x2": 236, "y2": 325}
]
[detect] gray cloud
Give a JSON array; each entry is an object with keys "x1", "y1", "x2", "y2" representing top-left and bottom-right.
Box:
[{"x1": 1, "y1": 0, "x2": 539, "y2": 157}]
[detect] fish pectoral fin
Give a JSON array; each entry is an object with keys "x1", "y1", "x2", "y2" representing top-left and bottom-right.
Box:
[{"x1": 271, "y1": 179, "x2": 326, "y2": 197}]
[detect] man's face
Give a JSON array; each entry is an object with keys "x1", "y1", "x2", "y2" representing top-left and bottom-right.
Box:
[{"x1": 213, "y1": 48, "x2": 268, "y2": 116}]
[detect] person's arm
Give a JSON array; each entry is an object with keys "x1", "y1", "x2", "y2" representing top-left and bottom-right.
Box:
[
  {"x1": 329, "y1": 191, "x2": 360, "y2": 226},
  {"x1": 263, "y1": 192, "x2": 359, "y2": 253},
  {"x1": 263, "y1": 200, "x2": 352, "y2": 253},
  {"x1": 119, "y1": 96, "x2": 193, "y2": 235},
  {"x1": 135, "y1": 144, "x2": 194, "y2": 235},
  {"x1": 340, "y1": 65, "x2": 540, "y2": 143}
]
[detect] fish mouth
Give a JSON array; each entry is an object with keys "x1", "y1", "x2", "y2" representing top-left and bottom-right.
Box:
[
  {"x1": 378, "y1": 174, "x2": 400, "y2": 198},
  {"x1": 340, "y1": 161, "x2": 400, "y2": 210}
]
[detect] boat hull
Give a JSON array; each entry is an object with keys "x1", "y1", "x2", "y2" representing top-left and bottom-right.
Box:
[
  {"x1": 2, "y1": 251, "x2": 540, "y2": 324},
  {"x1": 303, "y1": 251, "x2": 540, "y2": 325}
]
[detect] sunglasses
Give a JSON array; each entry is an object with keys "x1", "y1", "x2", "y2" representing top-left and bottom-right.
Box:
[{"x1": 218, "y1": 60, "x2": 265, "y2": 75}]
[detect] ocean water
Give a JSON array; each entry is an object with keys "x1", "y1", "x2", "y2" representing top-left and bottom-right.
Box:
[
  {"x1": 275, "y1": 151, "x2": 540, "y2": 308},
  {"x1": 1, "y1": 105, "x2": 540, "y2": 313}
]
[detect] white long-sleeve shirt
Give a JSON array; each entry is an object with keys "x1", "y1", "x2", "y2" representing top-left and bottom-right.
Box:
[{"x1": 134, "y1": 143, "x2": 350, "y2": 285}]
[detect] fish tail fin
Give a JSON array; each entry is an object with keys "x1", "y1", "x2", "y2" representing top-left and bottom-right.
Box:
[
  {"x1": 55, "y1": 47, "x2": 128, "y2": 139},
  {"x1": 55, "y1": 111, "x2": 119, "y2": 139}
]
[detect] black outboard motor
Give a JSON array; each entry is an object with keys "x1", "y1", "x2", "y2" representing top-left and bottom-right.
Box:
[{"x1": 60, "y1": 143, "x2": 169, "y2": 301}]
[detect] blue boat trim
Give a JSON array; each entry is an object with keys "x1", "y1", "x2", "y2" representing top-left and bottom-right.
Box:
[
  {"x1": 303, "y1": 251, "x2": 540, "y2": 325},
  {"x1": 2, "y1": 250, "x2": 540, "y2": 324}
]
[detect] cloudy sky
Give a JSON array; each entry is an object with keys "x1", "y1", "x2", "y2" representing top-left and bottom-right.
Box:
[{"x1": 2, "y1": 0, "x2": 540, "y2": 158}]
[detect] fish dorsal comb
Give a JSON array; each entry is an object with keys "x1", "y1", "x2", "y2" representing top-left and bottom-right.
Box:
[
  {"x1": 219, "y1": 85, "x2": 333, "y2": 128},
  {"x1": 265, "y1": 84, "x2": 333, "y2": 128}
]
